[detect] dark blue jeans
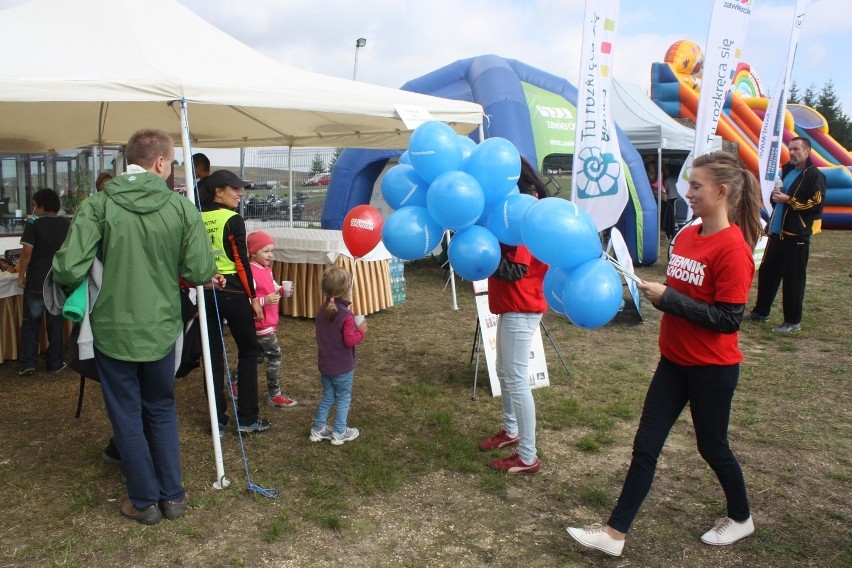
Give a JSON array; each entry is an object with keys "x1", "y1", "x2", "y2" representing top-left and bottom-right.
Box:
[
  {"x1": 95, "y1": 346, "x2": 184, "y2": 509},
  {"x1": 20, "y1": 288, "x2": 65, "y2": 371},
  {"x1": 608, "y1": 357, "x2": 750, "y2": 533}
]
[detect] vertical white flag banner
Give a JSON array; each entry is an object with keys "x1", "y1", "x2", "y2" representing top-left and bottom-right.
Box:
[
  {"x1": 677, "y1": 0, "x2": 754, "y2": 215},
  {"x1": 571, "y1": 0, "x2": 628, "y2": 231},
  {"x1": 757, "y1": 0, "x2": 808, "y2": 216}
]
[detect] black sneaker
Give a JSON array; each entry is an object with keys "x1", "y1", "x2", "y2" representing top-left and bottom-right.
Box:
[
  {"x1": 743, "y1": 311, "x2": 769, "y2": 323},
  {"x1": 102, "y1": 439, "x2": 122, "y2": 464},
  {"x1": 237, "y1": 418, "x2": 271, "y2": 433}
]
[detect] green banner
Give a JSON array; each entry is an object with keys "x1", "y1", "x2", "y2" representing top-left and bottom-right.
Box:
[{"x1": 521, "y1": 81, "x2": 576, "y2": 168}]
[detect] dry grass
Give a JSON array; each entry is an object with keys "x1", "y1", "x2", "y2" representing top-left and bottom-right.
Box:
[{"x1": 0, "y1": 231, "x2": 850, "y2": 567}]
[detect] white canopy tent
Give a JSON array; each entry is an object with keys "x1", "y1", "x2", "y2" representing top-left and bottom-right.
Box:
[
  {"x1": 611, "y1": 80, "x2": 722, "y2": 246},
  {"x1": 612, "y1": 79, "x2": 710, "y2": 152},
  {"x1": 0, "y1": 0, "x2": 482, "y2": 152},
  {"x1": 0, "y1": 0, "x2": 483, "y2": 489}
]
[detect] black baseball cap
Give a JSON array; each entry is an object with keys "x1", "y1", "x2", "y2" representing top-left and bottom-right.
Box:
[{"x1": 204, "y1": 170, "x2": 250, "y2": 190}]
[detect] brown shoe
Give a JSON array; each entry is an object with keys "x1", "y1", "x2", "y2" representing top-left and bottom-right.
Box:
[
  {"x1": 160, "y1": 493, "x2": 189, "y2": 520},
  {"x1": 120, "y1": 499, "x2": 163, "y2": 525}
]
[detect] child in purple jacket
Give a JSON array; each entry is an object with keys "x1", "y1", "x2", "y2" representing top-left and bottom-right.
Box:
[{"x1": 309, "y1": 266, "x2": 367, "y2": 445}]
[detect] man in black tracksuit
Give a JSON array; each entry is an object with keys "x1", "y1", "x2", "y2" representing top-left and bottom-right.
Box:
[{"x1": 745, "y1": 137, "x2": 825, "y2": 334}]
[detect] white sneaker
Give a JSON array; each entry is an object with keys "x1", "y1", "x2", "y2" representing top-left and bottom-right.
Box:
[
  {"x1": 331, "y1": 427, "x2": 360, "y2": 446},
  {"x1": 309, "y1": 425, "x2": 333, "y2": 442},
  {"x1": 566, "y1": 523, "x2": 625, "y2": 557},
  {"x1": 701, "y1": 516, "x2": 754, "y2": 546}
]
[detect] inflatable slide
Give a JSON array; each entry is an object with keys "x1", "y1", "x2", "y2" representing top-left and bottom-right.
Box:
[
  {"x1": 322, "y1": 55, "x2": 660, "y2": 265},
  {"x1": 651, "y1": 40, "x2": 852, "y2": 228}
]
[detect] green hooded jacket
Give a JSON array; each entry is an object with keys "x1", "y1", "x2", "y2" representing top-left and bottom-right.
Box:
[{"x1": 52, "y1": 170, "x2": 216, "y2": 362}]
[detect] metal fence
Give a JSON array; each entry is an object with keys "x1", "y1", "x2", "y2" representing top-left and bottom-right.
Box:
[{"x1": 239, "y1": 146, "x2": 340, "y2": 230}]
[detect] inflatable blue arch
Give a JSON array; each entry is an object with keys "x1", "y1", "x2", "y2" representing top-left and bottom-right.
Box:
[{"x1": 321, "y1": 55, "x2": 659, "y2": 266}]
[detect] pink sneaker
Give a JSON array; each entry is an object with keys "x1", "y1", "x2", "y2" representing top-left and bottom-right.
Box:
[
  {"x1": 489, "y1": 452, "x2": 541, "y2": 474},
  {"x1": 229, "y1": 379, "x2": 238, "y2": 400},
  {"x1": 479, "y1": 428, "x2": 520, "y2": 451},
  {"x1": 267, "y1": 393, "x2": 298, "y2": 408}
]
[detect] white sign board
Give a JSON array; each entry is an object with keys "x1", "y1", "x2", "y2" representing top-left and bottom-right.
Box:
[
  {"x1": 607, "y1": 227, "x2": 641, "y2": 315},
  {"x1": 474, "y1": 293, "x2": 549, "y2": 397}
]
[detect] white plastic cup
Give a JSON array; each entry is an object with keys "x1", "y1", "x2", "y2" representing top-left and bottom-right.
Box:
[
  {"x1": 281, "y1": 280, "x2": 293, "y2": 297},
  {"x1": 353, "y1": 315, "x2": 365, "y2": 326}
]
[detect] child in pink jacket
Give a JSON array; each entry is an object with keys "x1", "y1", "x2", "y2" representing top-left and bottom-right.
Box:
[{"x1": 247, "y1": 231, "x2": 297, "y2": 408}]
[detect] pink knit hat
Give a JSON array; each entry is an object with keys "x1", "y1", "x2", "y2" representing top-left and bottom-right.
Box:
[{"x1": 247, "y1": 231, "x2": 274, "y2": 255}]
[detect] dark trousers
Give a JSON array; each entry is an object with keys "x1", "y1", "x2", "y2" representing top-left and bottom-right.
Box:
[
  {"x1": 94, "y1": 346, "x2": 184, "y2": 509},
  {"x1": 607, "y1": 357, "x2": 750, "y2": 533},
  {"x1": 20, "y1": 288, "x2": 65, "y2": 370},
  {"x1": 754, "y1": 234, "x2": 810, "y2": 324},
  {"x1": 661, "y1": 199, "x2": 677, "y2": 239},
  {"x1": 204, "y1": 290, "x2": 259, "y2": 427}
]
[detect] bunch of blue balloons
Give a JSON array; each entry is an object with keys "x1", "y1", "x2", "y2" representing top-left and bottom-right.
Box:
[{"x1": 380, "y1": 120, "x2": 623, "y2": 329}]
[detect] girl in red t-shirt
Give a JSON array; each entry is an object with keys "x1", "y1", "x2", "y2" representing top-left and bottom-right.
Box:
[
  {"x1": 479, "y1": 158, "x2": 548, "y2": 475},
  {"x1": 568, "y1": 152, "x2": 763, "y2": 557}
]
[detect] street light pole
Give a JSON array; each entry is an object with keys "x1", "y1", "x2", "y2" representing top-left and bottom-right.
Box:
[{"x1": 353, "y1": 37, "x2": 366, "y2": 80}]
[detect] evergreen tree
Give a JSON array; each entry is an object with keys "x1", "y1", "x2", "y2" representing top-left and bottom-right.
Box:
[
  {"x1": 309, "y1": 153, "x2": 326, "y2": 176},
  {"x1": 787, "y1": 81, "x2": 800, "y2": 104},
  {"x1": 328, "y1": 147, "x2": 343, "y2": 171},
  {"x1": 802, "y1": 83, "x2": 817, "y2": 108},
  {"x1": 816, "y1": 80, "x2": 852, "y2": 149}
]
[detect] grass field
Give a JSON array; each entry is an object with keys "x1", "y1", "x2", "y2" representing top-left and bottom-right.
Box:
[{"x1": 0, "y1": 230, "x2": 849, "y2": 567}]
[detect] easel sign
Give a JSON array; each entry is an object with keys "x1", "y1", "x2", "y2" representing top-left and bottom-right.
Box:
[
  {"x1": 607, "y1": 228, "x2": 642, "y2": 318},
  {"x1": 473, "y1": 281, "x2": 549, "y2": 398}
]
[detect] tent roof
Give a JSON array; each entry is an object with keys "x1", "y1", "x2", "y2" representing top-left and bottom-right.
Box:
[
  {"x1": 0, "y1": 0, "x2": 482, "y2": 152},
  {"x1": 612, "y1": 79, "x2": 710, "y2": 151}
]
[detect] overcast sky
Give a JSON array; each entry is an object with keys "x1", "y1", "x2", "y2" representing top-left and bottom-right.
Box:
[
  {"x1": 174, "y1": 0, "x2": 851, "y2": 164},
  {"x1": 171, "y1": 0, "x2": 850, "y2": 106},
  {"x1": 3, "y1": 0, "x2": 849, "y2": 166}
]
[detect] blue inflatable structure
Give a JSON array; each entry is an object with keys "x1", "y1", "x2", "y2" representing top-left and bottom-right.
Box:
[{"x1": 322, "y1": 55, "x2": 659, "y2": 266}]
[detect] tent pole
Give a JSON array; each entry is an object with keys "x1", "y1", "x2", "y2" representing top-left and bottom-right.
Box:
[
  {"x1": 446, "y1": 230, "x2": 459, "y2": 311},
  {"x1": 288, "y1": 144, "x2": 293, "y2": 224},
  {"x1": 657, "y1": 147, "x2": 663, "y2": 255},
  {"x1": 178, "y1": 99, "x2": 229, "y2": 490}
]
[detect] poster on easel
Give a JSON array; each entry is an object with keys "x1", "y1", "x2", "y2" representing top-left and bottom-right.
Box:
[{"x1": 473, "y1": 282, "x2": 549, "y2": 397}]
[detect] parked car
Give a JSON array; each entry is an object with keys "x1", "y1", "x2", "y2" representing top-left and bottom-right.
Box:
[{"x1": 302, "y1": 172, "x2": 330, "y2": 186}]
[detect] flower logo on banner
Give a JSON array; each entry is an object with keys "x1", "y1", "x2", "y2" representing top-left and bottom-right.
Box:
[{"x1": 574, "y1": 146, "x2": 621, "y2": 199}]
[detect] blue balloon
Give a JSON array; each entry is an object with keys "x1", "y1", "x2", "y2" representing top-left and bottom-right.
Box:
[
  {"x1": 542, "y1": 266, "x2": 571, "y2": 315},
  {"x1": 485, "y1": 192, "x2": 538, "y2": 245},
  {"x1": 399, "y1": 150, "x2": 411, "y2": 165},
  {"x1": 521, "y1": 198, "x2": 601, "y2": 269},
  {"x1": 426, "y1": 171, "x2": 485, "y2": 231},
  {"x1": 562, "y1": 258, "x2": 623, "y2": 329},
  {"x1": 463, "y1": 137, "x2": 521, "y2": 204},
  {"x1": 448, "y1": 225, "x2": 501, "y2": 281},
  {"x1": 381, "y1": 164, "x2": 428, "y2": 210},
  {"x1": 457, "y1": 135, "x2": 478, "y2": 163},
  {"x1": 381, "y1": 206, "x2": 443, "y2": 261},
  {"x1": 408, "y1": 121, "x2": 463, "y2": 183}
]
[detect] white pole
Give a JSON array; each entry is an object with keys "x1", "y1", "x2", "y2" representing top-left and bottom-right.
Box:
[
  {"x1": 656, "y1": 147, "x2": 663, "y2": 252},
  {"x1": 446, "y1": 229, "x2": 459, "y2": 311},
  {"x1": 178, "y1": 100, "x2": 229, "y2": 490},
  {"x1": 288, "y1": 145, "x2": 294, "y2": 224}
]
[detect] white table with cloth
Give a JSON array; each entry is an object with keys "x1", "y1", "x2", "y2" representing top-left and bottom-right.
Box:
[
  {"x1": 263, "y1": 228, "x2": 393, "y2": 318},
  {"x1": 0, "y1": 271, "x2": 28, "y2": 362}
]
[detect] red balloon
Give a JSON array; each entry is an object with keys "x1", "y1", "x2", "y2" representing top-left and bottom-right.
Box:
[{"x1": 342, "y1": 205, "x2": 384, "y2": 258}]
